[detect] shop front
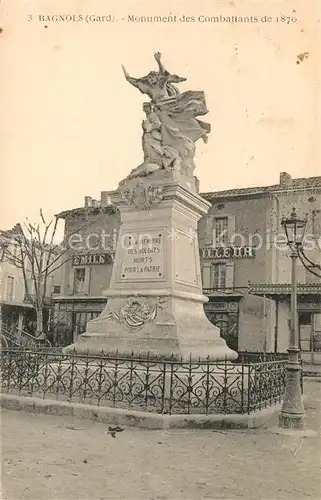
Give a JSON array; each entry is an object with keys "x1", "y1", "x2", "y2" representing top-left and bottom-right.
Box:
[
  {"x1": 52, "y1": 296, "x2": 107, "y2": 346},
  {"x1": 249, "y1": 283, "x2": 321, "y2": 364},
  {"x1": 0, "y1": 300, "x2": 36, "y2": 335},
  {"x1": 203, "y1": 298, "x2": 241, "y2": 352}
]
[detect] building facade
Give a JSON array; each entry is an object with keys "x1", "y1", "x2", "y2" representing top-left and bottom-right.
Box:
[
  {"x1": 52, "y1": 199, "x2": 120, "y2": 345},
  {"x1": 52, "y1": 173, "x2": 321, "y2": 358},
  {"x1": 201, "y1": 172, "x2": 321, "y2": 358},
  {"x1": 0, "y1": 234, "x2": 33, "y2": 334}
]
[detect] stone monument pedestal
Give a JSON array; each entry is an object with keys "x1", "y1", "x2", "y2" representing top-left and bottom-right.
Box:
[{"x1": 63, "y1": 172, "x2": 237, "y2": 361}]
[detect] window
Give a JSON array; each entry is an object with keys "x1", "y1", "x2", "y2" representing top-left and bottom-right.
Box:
[
  {"x1": 299, "y1": 313, "x2": 312, "y2": 326},
  {"x1": 72, "y1": 311, "x2": 101, "y2": 342},
  {"x1": 5, "y1": 276, "x2": 15, "y2": 301},
  {"x1": 212, "y1": 263, "x2": 226, "y2": 289},
  {"x1": 53, "y1": 286, "x2": 61, "y2": 294},
  {"x1": 299, "y1": 313, "x2": 312, "y2": 352},
  {"x1": 73, "y1": 268, "x2": 86, "y2": 294},
  {"x1": 214, "y1": 217, "x2": 228, "y2": 246}
]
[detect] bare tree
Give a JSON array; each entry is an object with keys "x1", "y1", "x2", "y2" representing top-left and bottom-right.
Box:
[
  {"x1": 0, "y1": 210, "x2": 67, "y2": 338},
  {"x1": 1, "y1": 205, "x2": 119, "y2": 340}
]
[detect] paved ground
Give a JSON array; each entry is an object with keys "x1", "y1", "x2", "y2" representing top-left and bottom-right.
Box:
[{"x1": 1, "y1": 378, "x2": 321, "y2": 500}]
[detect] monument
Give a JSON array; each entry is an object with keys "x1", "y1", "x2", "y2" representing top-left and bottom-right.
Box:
[{"x1": 63, "y1": 53, "x2": 237, "y2": 360}]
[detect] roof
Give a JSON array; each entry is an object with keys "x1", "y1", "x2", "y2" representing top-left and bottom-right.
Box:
[
  {"x1": 202, "y1": 176, "x2": 321, "y2": 202},
  {"x1": 54, "y1": 174, "x2": 321, "y2": 218},
  {"x1": 55, "y1": 205, "x2": 119, "y2": 220},
  {"x1": 0, "y1": 225, "x2": 22, "y2": 240},
  {"x1": 0, "y1": 229, "x2": 60, "y2": 253},
  {"x1": 0, "y1": 300, "x2": 35, "y2": 309}
]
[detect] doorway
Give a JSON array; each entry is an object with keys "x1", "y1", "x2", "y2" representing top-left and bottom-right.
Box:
[
  {"x1": 299, "y1": 312, "x2": 312, "y2": 351},
  {"x1": 72, "y1": 311, "x2": 101, "y2": 342}
]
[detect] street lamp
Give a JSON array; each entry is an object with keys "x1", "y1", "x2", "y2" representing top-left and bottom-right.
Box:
[{"x1": 279, "y1": 207, "x2": 307, "y2": 429}]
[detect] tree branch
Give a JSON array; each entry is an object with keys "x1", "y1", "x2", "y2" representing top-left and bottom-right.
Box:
[
  {"x1": 46, "y1": 256, "x2": 70, "y2": 276},
  {"x1": 299, "y1": 248, "x2": 321, "y2": 271},
  {"x1": 298, "y1": 249, "x2": 321, "y2": 279}
]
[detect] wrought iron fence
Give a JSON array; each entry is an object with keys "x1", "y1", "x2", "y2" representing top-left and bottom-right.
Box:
[
  {"x1": 235, "y1": 351, "x2": 289, "y2": 363},
  {"x1": 0, "y1": 349, "x2": 292, "y2": 415}
]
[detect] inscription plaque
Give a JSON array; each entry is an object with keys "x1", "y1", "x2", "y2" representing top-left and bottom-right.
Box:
[{"x1": 118, "y1": 229, "x2": 166, "y2": 282}]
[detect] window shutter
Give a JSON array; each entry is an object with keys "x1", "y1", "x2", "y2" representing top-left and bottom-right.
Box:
[
  {"x1": 314, "y1": 314, "x2": 321, "y2": 333},
  {"x1": 225, "y1": 262, "x2": 234, "y2": 289},
  {"x1": 84, "y1": 268, "x2": 91, "y2": 295},
  {"x1": 212, "y1": 222, "x2": 217, "y2": 247},
  {"x1": 227, "y1": 215, "x2": 236, "y2": 244},
  {"x1": 69, "y1": 269, "x2": 75, "y2": 295},
  {"x1": 204, "y1": 217, "x2": 213, "y2": 246},
  {"x1": 201, "y1": 263, "x2": 211, "y2": 289}
]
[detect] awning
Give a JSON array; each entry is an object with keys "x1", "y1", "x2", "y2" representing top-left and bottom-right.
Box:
[
  {"x1": 203, "y1": 288, "x2": 244, "y2": 299},
  {"x1": 52, "y1": 296, "x2": 107, "y2": 303},
  {"x1": 249, "y1": 283, "x2": 321, "y2": 300},
  {"x1": 0, "y1": 301, "x2": 35, "y2": 310}
]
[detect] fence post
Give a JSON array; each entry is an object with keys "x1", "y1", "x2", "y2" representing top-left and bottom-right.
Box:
[
  {"x1": 167, "y1": 355, "x2": 175, "y2": 415},
  {"x1": 300, "y1": 358, "x2": 304, "y2": 394},
  {"x1": 160, "y1": 359, "x2": 167, "y2": 414},
  {"x1": 223, "y1": 356, "x2": 228, "y2": 414},
  {"x1": 205, "y1": 355, "x2": 210, "y2": 415},
  {"x1": 186, "y1": 353, "x2": 193, "y2": 413},
  {"x1": 28, "y1": 351, "x2": 36, "y2": 397},
  {"x1": 247, "y1": 363, "x2": 252, "y2": 414},
  {"x1": 145, "y1": 352, "x2": 151, "y2": 410},
  {"x1": 112, "y1": 350, "x2": 119, "y2": 405},
  {"x1": 240, "y1": 361, "x2": 245, "y2": 414},
  {"x1": 68, "y1": 352, "x2": 76, "y2": 403},
  {"x1": 42, "y1": 351, "x2": 50, "y2": 399}
]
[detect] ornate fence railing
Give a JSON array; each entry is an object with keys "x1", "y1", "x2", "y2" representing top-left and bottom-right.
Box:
[
  {"x1": 0, "y1": 349, "x2": 292, "y2": 415},
  {"x1": 235, "y1": 351, "x2": 289, "y2": 363}
]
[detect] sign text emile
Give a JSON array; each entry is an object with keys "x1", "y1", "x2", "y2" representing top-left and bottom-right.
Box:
[{"x1": 72, "y1": 253, "x2": 112, "y2": 266}]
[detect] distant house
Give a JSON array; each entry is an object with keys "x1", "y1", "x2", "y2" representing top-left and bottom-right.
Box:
[{"x1": 0, "y1": 229, "x2": 63, "y2": 337}]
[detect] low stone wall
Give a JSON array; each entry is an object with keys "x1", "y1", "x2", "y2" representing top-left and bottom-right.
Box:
[{"x1": 0, "y1": 393, "x2": 281, "y2": 430}]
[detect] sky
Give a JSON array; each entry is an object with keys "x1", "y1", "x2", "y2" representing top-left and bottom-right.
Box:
[{"x1": 1, "y1": 0, "x2": 320, "y2": 234}]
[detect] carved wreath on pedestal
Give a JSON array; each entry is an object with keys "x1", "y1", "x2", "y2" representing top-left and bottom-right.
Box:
[
  {"x1": 106, "y1": 296, "x2": 166, "y2": 329},
  {"x1": 121, "y1": 182, "x2": 163, "y2": 210}
]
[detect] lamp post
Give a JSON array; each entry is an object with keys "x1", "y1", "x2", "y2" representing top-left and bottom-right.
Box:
[{"x1": 279, "y1": 207, "x2": 307, "y2": 429}]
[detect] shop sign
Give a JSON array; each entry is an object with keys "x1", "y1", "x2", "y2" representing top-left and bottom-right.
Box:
[
  {"x1": 199, "y1": 246, "x2": 255, "y2": 260},
  {"x1": 72, "y1": 253, "x2": 112, "y2": 266}
]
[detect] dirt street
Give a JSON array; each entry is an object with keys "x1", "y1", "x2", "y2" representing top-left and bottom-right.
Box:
[{"x1": 1, "y1": 378, "x2": 321, "y2": 500}]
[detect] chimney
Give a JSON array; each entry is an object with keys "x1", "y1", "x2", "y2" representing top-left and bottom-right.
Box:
[
  {"x1": 280, "y1": 172, "x2": 292, "y2": 186},
  {"x1": 84, "y1": 196, "x2": 92, "y2": 207},
  {"x1": 101, "y1": 191, "x2": 113, "y2": 206}
]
